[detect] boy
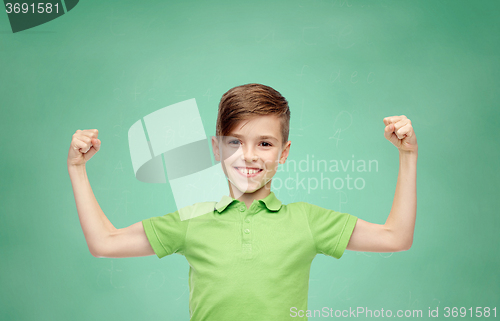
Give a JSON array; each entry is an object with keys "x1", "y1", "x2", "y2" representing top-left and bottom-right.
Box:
[{"x1": 67, "y1": 83, "x2": 417, "y2": 320}]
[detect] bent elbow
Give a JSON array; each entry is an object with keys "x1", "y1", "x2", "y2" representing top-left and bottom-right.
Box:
[
  {"x1": 91, "y1": 251, "x2": 109, "y2": 258},
  {"x1": 89, "y1": 244, "x2": 107, "y2": 258},
  {"x1": 90, "y1": 248, "x2": 102, "y2": 258},
  {"x1": 399, "y1": 239, "x2": 413, "y2": 252},
  {"x1": 385, "y1": 228, "x2": 413, "y2": 252},
  {"x1": 91, "y1": 250, "x2": 103, "y2": 258}
]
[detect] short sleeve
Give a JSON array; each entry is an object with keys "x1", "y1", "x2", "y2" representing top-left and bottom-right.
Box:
[
  {"x1": 142, "y1": 210, "x2": 189, "y2": 258},
  {"x1": 303, "y1": 202, "x2": 358, "y2": 259}
]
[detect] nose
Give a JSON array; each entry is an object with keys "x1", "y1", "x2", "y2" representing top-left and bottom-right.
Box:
[{"x1": 240, "y1": 145, "x2": 258, "y2": 162}]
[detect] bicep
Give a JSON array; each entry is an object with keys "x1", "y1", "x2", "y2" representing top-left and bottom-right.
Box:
[
  {"x1": 346, "y1": 218, "x2": 403, "y2": 253},
  {"x1": 97, "y1": 221, "x2": 155, "y2": 258}
]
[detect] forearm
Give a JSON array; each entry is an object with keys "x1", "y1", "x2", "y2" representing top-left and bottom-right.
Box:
[
  {"x1": 384, "y1": 151, "x2": 417, "y2": 250},
  {"x1": 68, "y1": 164, "x2": 116, "y2": 256}
]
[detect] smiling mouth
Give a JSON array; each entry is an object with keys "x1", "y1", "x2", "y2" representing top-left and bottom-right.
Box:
[{"x1": 234, "y1": 167, "x2": 263, "y2": 177}]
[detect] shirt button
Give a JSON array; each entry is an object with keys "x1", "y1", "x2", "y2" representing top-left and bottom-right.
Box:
[
  {"x1": 239, "y1": 207, "x2": 245, "y2": 212},
  {"x1": 244, "y1": 229, "x2": 250, "y2": 234},
  {"x1": 245, "y1": 218, "x2": 250, "y2": 223}
]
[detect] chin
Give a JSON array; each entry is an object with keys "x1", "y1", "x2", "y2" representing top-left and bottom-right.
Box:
[
  {"x1": 234, "y1": 185, "x2": 259, "y2": 194},
  {"x1": 229, "y1": 181, "x2": 262, "y2": 194}
]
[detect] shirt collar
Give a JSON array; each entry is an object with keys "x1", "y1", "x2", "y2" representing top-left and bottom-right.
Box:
[{"x1": 214, "y1": 191, "x2": 282, "y2": 213}]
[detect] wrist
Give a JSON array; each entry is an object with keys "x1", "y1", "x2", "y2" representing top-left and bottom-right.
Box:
[
  {"x1": 398, "y1": 149, "x2": 418, "y2": 158},
  {"x1": 67, "y1": 163, "x2": 87, "y2": 174},
  {"x1": 398, "y1": 150, "x2": 418, "y2": 168}
]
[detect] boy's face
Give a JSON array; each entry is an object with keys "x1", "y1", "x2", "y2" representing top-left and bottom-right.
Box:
[{"x1": 211, "y1": 115, "x2": 291, "y2": 197}]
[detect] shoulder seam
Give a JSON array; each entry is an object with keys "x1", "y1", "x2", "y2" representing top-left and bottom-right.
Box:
[
  {"x1": 301, "y1": 202, "x2": 318, "y2": 254},
  {"x1": 184, "y1": 211, "x2": 191, "y2": 254},
  {"x1": 331, "y1": 215, "x2": 350, "y2": 258},
  {"x1": 183, "y1": 201, "x2": 217, "y2": 253},
  {"x1": 150, "y1": 217, "x2": 168, "y2": 257}
]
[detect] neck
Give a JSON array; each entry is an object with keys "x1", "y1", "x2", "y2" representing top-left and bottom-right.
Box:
[{"x1": 228, "y1": 182, "x2": 272, "y2": 209}]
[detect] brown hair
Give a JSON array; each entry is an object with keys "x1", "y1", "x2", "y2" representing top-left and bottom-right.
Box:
[{"x1": 216, "y1": 83, "x2": 291, "y2": 146}]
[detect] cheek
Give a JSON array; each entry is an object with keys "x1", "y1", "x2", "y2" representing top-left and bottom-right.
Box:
[
  {"x1": 222, "y1": 158, "x2": 234, "y2": 173},
  {"x1": 221, "y1": 148, "x2": 241, "y2": 164},
  {"x1": 263, "y1": 155, "x2": 280, "y2": 171}
]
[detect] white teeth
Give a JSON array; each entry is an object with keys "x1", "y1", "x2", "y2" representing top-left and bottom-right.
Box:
[{"x1": 237, "y1": 168, "x2": 260, "y2": 175}]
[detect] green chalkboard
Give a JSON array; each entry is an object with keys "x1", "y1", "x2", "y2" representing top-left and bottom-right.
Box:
[{"x1": 1, "y1": 0, "x2": 498, "y2": 320}]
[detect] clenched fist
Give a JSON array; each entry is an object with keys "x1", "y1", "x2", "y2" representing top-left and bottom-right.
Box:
[
  {"x1": 383, "y1": 115, "x2": 418, "y2": 154},
  {"x1": 67, "y1": 129, "x2": 101, "y2": 167}
]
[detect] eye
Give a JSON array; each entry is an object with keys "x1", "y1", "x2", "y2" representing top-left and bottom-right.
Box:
[
  {"x1": 228, "y1": 140, "x2": 240, "y2": 145},
  {"x1": 260, "y1": 141, "x2": 272, "y2": 147}
]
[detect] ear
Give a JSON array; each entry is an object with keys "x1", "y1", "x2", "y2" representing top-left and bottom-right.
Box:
[
  {"x1": 279, "y1": 140, "x2": 291, "y2": 164},
  {"x1": 211, "y1": 136, "x2": 220, "y2": 162}
]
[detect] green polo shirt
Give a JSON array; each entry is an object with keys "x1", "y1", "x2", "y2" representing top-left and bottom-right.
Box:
[{"x1": 142, "y1": 191, "x2": 358, "y2": 321}]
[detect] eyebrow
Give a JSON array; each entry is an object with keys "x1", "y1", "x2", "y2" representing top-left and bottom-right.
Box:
[{"x1": 229, "y1": 133, "x2": 279, "y2": 141}]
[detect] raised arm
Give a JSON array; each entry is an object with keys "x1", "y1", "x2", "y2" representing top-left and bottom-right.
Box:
[
  {"x1": 67, "y1": 129, "x2": 155, "y2": 258},
  {"x1": 346, "y1": 115, "x2": 417, "y2": 252}
]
